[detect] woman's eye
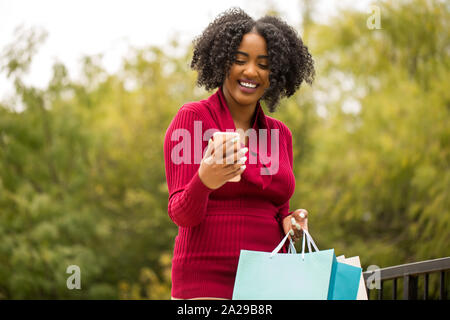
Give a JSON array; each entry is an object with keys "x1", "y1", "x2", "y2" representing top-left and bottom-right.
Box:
[{"x1": 234, "y1": 59, "x2": 268, "y2": 69}]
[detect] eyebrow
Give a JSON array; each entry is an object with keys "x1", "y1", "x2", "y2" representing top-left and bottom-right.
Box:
[{"x1": 235, "y1": 51, "x2": 269, "y2": 59}]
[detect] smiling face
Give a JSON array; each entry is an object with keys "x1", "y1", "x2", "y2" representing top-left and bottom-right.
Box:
[{"x1": 223, "y1": 31, "x2": 270, "y2": 110}]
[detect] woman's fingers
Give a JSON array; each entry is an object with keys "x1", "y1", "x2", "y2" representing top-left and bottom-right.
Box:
[
  {"x1": 202, "y1": 135, "x2": 248, "y2": 183},
  {"x1": 223, "y1": 149, "x2": 247, "y2": 166},
  {"x1": 211, "y1": 140, "x2": 248, "y2": 166},
  {"x1": 293, "y1": 209, "x2": 308, "y2": 231},
  {"x1": 199, "y1": 135, "x2": 246, "y2": 190},
  {"x1": 211, "y1": 137, "x2": 233, "y2": 164},
  {"x1": 225, "y1": 135, "x2": 240, "y2": 158},
  {"x1": 224, "y1": 163, "x2": 246, "y2": 178},
  {"x1": 289, "y1": 217, "x2": 301, "y2": 242},
  {"x1": 215, "y1": 136, "x2": 239, "y2": 162},
  {"x1": 289, "y1": 209, "x2": 309, "y2": 242},
  {"x1": 301, "y1": 210, "x2": 309, "y2": 232}
]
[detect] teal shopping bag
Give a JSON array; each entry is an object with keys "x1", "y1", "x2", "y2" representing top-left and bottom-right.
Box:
[
  {"x1": 329, "y1": 259, "x2": 362, "y2": 300},
  {"x1": 232, "y1": 229, "x2": 361, "y2": 300}
]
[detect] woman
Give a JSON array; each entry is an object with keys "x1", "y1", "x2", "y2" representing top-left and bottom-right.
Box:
[{"x1": 163, "y1": 7, "x2": 315, "y2": 299}]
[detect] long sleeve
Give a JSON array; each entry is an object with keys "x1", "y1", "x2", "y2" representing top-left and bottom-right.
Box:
[
  {"x1": 276, "y1": 125, "x2": 294, "y2": 223},
  {"x1": 164, "y1": 107, "x2": 215, "y2": 227}
]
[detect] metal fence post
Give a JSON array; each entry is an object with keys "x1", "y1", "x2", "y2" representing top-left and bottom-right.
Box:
[
  {"x1": 440, "y1": 271, "x2": 446, "y2": 300},
  {"x1": 403, "y1": 275, "x2": 418, "y2": 300}
]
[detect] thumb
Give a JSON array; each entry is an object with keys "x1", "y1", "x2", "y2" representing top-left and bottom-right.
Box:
[{"x1": 282, "y1": 215, "x2": 292, "y2": 235}]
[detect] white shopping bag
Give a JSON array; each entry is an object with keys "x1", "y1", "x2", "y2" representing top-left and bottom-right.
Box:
[{"x1": 336, "y1": 255, "x2": 368, "y2": 300}]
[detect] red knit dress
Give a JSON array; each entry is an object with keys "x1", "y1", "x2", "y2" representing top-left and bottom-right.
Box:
[{"x1": 163, "y1": 87, "x2": 295, "y2": 299}]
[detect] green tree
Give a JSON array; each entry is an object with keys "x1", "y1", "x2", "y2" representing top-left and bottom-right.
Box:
[{"x1": 280, "y1": 0, "x2": 449, "y2": 297}]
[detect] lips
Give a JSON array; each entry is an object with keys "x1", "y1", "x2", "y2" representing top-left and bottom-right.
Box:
[
  {"x1": 238, "y1": 79, "x2": 259, "y2": 86},
  {"x1": 237, "y1": 79, "x2": 259, "y2": 92}
]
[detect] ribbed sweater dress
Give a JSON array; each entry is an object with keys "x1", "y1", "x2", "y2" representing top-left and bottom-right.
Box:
[{"x1": 163, "y1": 87, "x2": 295, "y2": 299}]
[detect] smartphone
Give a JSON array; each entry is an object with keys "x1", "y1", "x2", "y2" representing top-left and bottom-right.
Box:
[{"x1": 212, "y1": 131, "x2": 242, "y2": 182}]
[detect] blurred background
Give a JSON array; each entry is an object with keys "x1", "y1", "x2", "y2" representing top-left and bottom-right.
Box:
[{"x1": 0, "y1": 0, "x2": 448, "y2": 299}]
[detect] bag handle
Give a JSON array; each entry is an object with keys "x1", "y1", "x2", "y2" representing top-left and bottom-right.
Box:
[
  {"x1": 300, "y1": 228, "x2": 319, "y2": 260},
  {"x1": 270, "y1": 232, "x2": 295, "y2": 258},
  {"x1": 270, "y1": 227, "x2": 319, "y2": 260}
]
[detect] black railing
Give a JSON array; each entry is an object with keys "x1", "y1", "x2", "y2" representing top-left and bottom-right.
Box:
[{"x1": 363, "y1": 257, "x2": 450, "y2": 300}]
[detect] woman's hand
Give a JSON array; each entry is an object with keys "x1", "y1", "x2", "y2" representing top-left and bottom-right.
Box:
[
  {"x1": 198, "y1": 136, "x2": 248, "y2": 190},
  {"x1": 282, "y1": 209, "x2": 309, "y2": 242}
]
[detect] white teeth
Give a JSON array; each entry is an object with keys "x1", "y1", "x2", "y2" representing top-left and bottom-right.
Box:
[{"x1": 239, "y1": 81, "x2": 257, "y2": 88}]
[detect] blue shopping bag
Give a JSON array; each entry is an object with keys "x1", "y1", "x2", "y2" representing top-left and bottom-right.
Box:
[
  {"x1": 329, "y1": 259, "x2": 363, "y2": 300},
  {"x1": 232, "y1": 229, "x2": 361, "y2": 300}
]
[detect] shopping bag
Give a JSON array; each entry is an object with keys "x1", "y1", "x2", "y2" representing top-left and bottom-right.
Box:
[
  {"x1": 232, "y1": 229, "x2": 361, "y2": 300},
  {"x1": 336, "y1": 255, "x2": 368, "y2": 300},
  {"x1": 232, "y1": 231, "x2": 333, "y2": 299},
  {"x1": 328, "y1": 257, "x2": 362, "y2": 300}
]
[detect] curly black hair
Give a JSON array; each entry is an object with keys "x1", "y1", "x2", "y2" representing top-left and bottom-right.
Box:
[{"x1": 190, "y1": 7, "x2": 315, "y2": 112}]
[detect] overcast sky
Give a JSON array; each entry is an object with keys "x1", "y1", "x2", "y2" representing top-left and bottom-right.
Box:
[{"x1": 0, "y1": 0, "x2": 372, "y2": 101}]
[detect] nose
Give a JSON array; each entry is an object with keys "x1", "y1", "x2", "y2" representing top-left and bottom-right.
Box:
[{"x1": 243, "y1": 62, "x2": 258, "y2": 78}]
